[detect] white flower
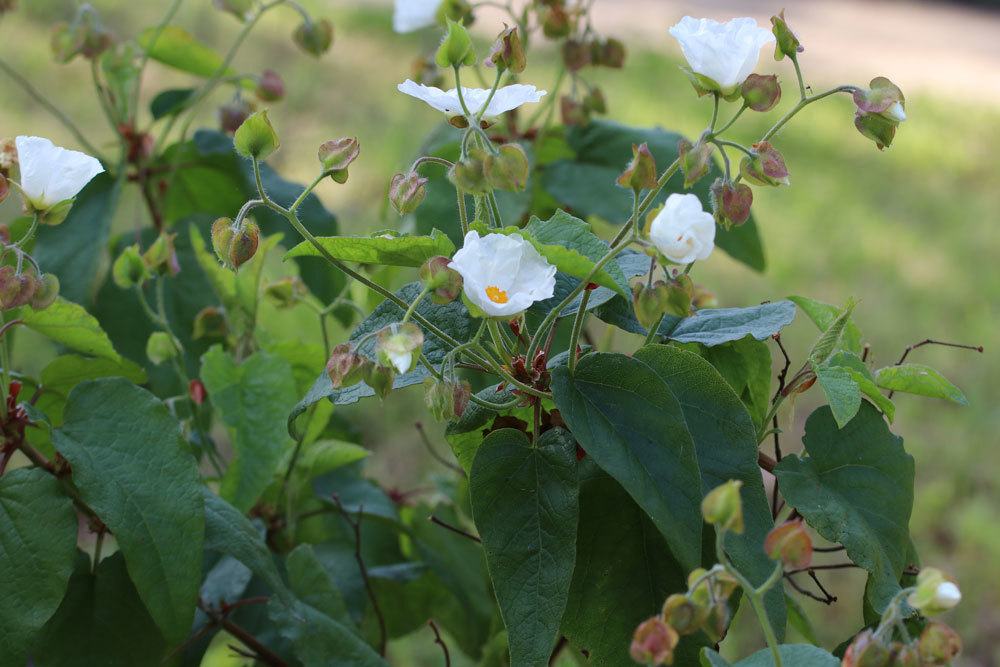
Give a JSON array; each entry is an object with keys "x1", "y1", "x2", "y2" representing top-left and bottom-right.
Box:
[
  {"x1": 449, "y1": 231, "x2": 556, "y2": 317},
  {"x1": 648, "y1": 193, "x2": 716, "y2": 264},
  {"x1": 397, "y1": 80, "x2": 546, "y2": 120},
  {"x1": 884, "y1": 101, "x2": 907, "y2": 123},
  {"x1": 932, "y1": 582, "x2": 962, "y2": 610},
  {"x1": 668, "y1": 16, "x2": 775, "y2": 94},
  {"x1": 15, "y1": 136, "x2": 103, "y2": 211},
  {"x1": 393, "y1": 0, "x2": 441, "y2": 34}
]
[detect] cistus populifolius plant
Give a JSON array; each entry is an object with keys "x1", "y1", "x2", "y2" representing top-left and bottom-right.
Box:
[{"x1": 0, "y1": 1, "x2": 982, "y2": 666}]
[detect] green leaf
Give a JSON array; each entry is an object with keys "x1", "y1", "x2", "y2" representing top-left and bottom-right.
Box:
[
  {"x1": 551, "y1": 352, "x2": 702, "y2": 570},
  {"x1": 286, "y1": 544, "x2": 355, "y2": 630},
  {"x1": 815, "y1": 365, "x2": 862, "y2": 428},
  {"x1": 33, "y1": 553, "x2": 168, "y2": 667},
  {"x1": 774, "y1": 403, "x2": 914, "y2": 613},
  {"x1": 200, "y1": 346, "x2": 299, "y2": 512},
  {"x1": 825, "y1": 351, "x2": 895, "y2": 422},
  {"x1": 470, "y1": 427, "x2": 578, "y2": 666},
  {"x1": 808, "y1": 299, "x2": 857, "y2": 366},
  {"x1": 149, "y1": 87, "x2": 195, "y2": 120},
  {"x1": 874, "y1": 363, "x2": 968, "y2": 405},
  {"x1": 52, "y1": 378, "x2": 204, "y2": 643},
  {"x1": 561, "y1": 473, "x2": 707, "y2": 666},
  {"x1": 701, "y1": 644, "x2": 839, "y2": 667},
  {"x1": 540, "y1": 120, "x2": 765, "y2": 271},
  {"x1": 785, "y1": 594, "x2": 820, "y2": 645},
  {"x1": 21, "y1": 298, "x2": 124, "y2": 362},
  {"x1": 137, "y1": 25, "x2": 234, "y2": 78},
  {"x1": 0, "y1": 469, "x2": 78, "y2": 667},
  {"x1": 523, "y1": 210, "x2": 628, "y2": 295},
  {"x1": 284, "y1": 230, "x2": 456, "y2": 267},
  {"x1": 685, "y1": 336, "x2": 772, "y2": 426},
  {"x1": 788, "y1": 295, "x2": 863, "y2": 354},
  {"x1": 634, "y1": 345, "x2": 785, "y2": 636},
  {"x1": 268, "y1": 598, "x2": 389, "y2": 667}
]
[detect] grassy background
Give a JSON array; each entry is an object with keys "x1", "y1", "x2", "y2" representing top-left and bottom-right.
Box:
[{"x1": 2, "y1": 1, "x2": 997, "y2": 665}]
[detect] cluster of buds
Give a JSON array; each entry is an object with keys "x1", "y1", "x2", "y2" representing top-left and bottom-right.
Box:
[
  {"x1": 423, "y1": 376, "x2": 472, "y2": 422},
  {"x1": 329, "y1": 322, "x2": 427, "y2": 400},
  {"x1": 111, "y1": 232, "x2": 180, "y2": 289},
  {"x1": 318, "y1": 137, "x2": 360, "y2": 184},
  {"x1": 631, "y1": 273, "x2": 694, "y2": 328},
  {"x1": 211, "y1": 217, "x2": 260, "y2": 271},
  {"x1": 51, "y1": 5, "x2": 114, "y2": 63},
  {"x1": 263, "y1": 276, "x2": 308, "y2": 310},
  {"x1": 0, "y1": 265, "x2": 58, "y2": 311},
  {"x1": 449, "y1": 143, "x2": 530, "y2": 194},
  {"x1": 853, "y1": 77, "x2": 907, "y2": 150}
]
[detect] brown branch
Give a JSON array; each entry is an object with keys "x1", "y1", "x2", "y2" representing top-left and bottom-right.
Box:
[
  {"x1": 429, "y1": 514, "x2": 482, "y2": 543},
  {"x1": 888, "y1": 338, "x2": 983, "y2": 398},
  {"x1": 770, "y1": 334, "x2": 791, "y2": 517},
  {"x1": 785, "y1": 563, "x2": 859, "y2": 576},
  {"x1": 415, "y1": 422, "x2": 463, "y2": 474},
  {"x1": 813, "y1": 545, "x2": 846, "y2": 553},
  {"x1": 331, "y1": 495, "x2": 387, "y2": 656},
  {"x1": 758, "y1": 451, "x2": 776, "y2": 473},
  {"x1": 785, "y1": 571, "x2": 837, "y2": 605},
  {"x1": 197, "y1": 600, "x2": 288, "y2": 667},
  {"x1": 808, "y1": 569, "x2": 838, "y2": 603},
  {"x1": 427, "y1": 619, "x2": 451, "y2": 667}
]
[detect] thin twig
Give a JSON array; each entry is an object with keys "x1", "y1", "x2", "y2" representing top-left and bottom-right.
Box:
[
  {"x1": 197, "y1": 599, "x2": 288, "y2": 667},
  {"x1": 331, "y1": 496, "x2": 387, "y2": 656},
  {"x1": 808, "y1": 570, "x2": 838, "y2": 603},
  {"x1": 429, "y1": 514, "x2": 482, "y2": 543},
  {"x1": 785, "y1": 572, "x2": 836, "y2": 605},
  {"x1": 813, "y1": 545, "x2": 846, "y2": 553},
  {"x1": 415, "y1": 422, "x2": 463, "y2": 474},
  {"x1": 770, "y1": 334, "x2": 791, "y2": 517},
  {"x1": 427, "y1": 620, "x2": 451, "y2": 667},
  {"x1": 785, "y1": 563, "x2": 860, "y2": 576},
  {"x1": 888, "y1": 338, "x2": 983, "y2": 398}
]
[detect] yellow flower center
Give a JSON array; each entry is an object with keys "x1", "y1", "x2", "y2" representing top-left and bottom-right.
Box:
[{"x1": 485, "y1": 285, "x2": 509, "y2": 304}]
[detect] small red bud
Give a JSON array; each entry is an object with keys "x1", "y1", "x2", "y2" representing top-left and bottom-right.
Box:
[
  {"x1": 188, "y1": 379, "x2": 207, "y2": 406},
  {"x1": 764, "y1": 519, "x2": 813, "y2": 569},
  {"x1": 255, "y1": 69, "x2": 285, "y2": 102},
  {"x1": 617, "y1": 143, "x2": 658, "y2": 191}
]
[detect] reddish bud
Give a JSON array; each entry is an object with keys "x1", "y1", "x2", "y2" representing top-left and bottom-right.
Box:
[
  {"x1": 326, "y1": 343, "x2": 368, "y2": 389},
  {"x1": 419, "y1": 256, "x2": 463, "y2": 304},
  {"x1": 918, "y1": 622, "x2": 961, "y2": 664},
  {"x1": 764, "y1": 519, "x2": 813, "y2": 569},
  {"x1": 562, "y1": 39, "x2": 591, "y2": 72},
  {"x1": 842, "y1": 630, "x2": 891, "y2": 667},
  {"x1": 389, "y1": 171, "x2": 428, "y2": 215},
  {"x1": 617, "y1": 143, "x2": 658, "y2": 191},
  {"x1": 629, "y1": 616, "x2": 678, "y2": 666},
  {"x1": 710, "y1": 178, "x2": 753, "y2": 228},
  {"x1": 424, "y1": 377, "x2": 472, "y2": 422},
  {"x1": 559, "y1": 96, "x2": 588, "y2": 127},
  {"x1": 740, "y1": 141, "x2": 790, "y2": 187},
  {"x1": 540, "y1": 5, "x2": 572, "y2": 39},
  {"x1": 255, "y1": 69, "x2": 285, "y2": 102},
  {"x1": 318, "y1": 137, "x2": 360, "y2": 183},
  {"x1": 228, "y1": 221, "x2": 260, "y2": 270},
  {"x1": 487, "y1": 25, "x2": 526, "y2": 74},
  {"x1": 188, "y1": 379, "x2": 207, "y2": 406},
  {"x1": 218, "y1": 98, "x2": 256, "y2": 135},
  {"x1": 741, "y1": 73, "x2": 782, "y2": 112},
  {"x1": 595, "y1": 37, "x2": 626, "y2": 68}
]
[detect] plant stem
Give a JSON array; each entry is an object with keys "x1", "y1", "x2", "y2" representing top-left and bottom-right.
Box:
[
  {"x1": 760, "y1": 85, "x2": 858, "y2": 142},
  {"x1": 567, "y1": 289, "x2": 591, "y2": 373}
]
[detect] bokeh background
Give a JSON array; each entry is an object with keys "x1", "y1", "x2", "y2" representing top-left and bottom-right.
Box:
[{"x1": 2, "y1": 0, "x2": 997, "y2": 665}]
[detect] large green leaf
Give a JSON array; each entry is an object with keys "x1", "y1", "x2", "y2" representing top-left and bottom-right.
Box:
[
  {"x1": 33, "y1": 553, "x2": 168, "y2": 666},
  {"x1": 52, "y1": 378, "x2": 204, "y2": 643},
  {"x1": 700, "y1": 644, "x2": 839, "y2": 667},
  {"x1": 774, "y1": 404, "x2": 914, "y2": 612},
  {"x1": 0, "y1": 469, "x2": 78, "y2": 667},
  {"x1": 284, "y1": 230, "x2": 456, "y2": 267},
  {"x1": 286, "y1": 544, "x2": 355, "y2": 630},
  {"x1": 634, "y1": 345, "x2": 785, "y2": 636},
  {"x1": 874, "y1": 363, "x2": 968, "y2": 405},
  {"x1": 138, "y1": 25, "x2": 233, "y2": 78},
  {"x1": 540, "y1": 120, "x2": 765, "y2": 271},
  {"x1": 200, "y1": 346, "x2": 299, "y2": 512},
  {"x1": 684, "y1": 336, "x2": 772, "y2": 427},
  {"x1": 470, "y1": 427, "x2": 578, "y2": 666},
  {"x1": 20, "y1": 298, "x2": 124, "y2": 362},
  {"x1": 561, "y1": 473, "x2": 708, "y2": 666},
  {"x1": 551, "y1": 352, "x2": 702, "y2": 570},
  {"x1": 268, "y1": 598, "x2": 388, "y2": 667}
]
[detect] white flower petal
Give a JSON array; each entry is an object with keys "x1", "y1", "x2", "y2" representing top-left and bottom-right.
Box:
[
  {"x1": 885, "y1": 101, "x2": 907, "y2": 122},
  {"x1": 668, "y1": 16, "x2": 774, "y2": 92},
  {"x1": 483, "y1": 85, "x2": 546, "y2": 117},
  {"x1": 934, "y1": 582, "x2": 961, "y2": 609},
  {"x1": 649, "y1": 193, "x2": 716, "y2": 264},
  {"x1": 393, "y1": 0, "x2": 441, "y2": 33},
  {"x1": 449, "y1": 231, "x2": 556, "y2": 317},
  {"x1": 15, "y1": 136, "x2": 103, "y2": 210},
  {"x1": 387, "y1": 349, "x2": 413, "y2": 374},
  {"x1": 397, "y1": 80, "x2": 546, "y2": 119}
]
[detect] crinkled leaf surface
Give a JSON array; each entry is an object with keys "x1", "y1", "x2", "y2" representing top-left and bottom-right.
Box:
[{"x1": 21, "y1": 298, "x2": 124, "y2": 362}]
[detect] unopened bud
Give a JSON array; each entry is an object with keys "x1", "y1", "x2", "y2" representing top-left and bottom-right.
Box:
[
  {"x1": 484, "y1": 143, "x2": 530, "y2": 192},
  {"x1": 255, "y1": 69, "x2": 285, "y2": 102},
  {"x1": 228, "y1": 221, "x2": 260, "y2": 270},
  {"x1": 449, "y1": 148, "x2": 491, "y2": 194},
  {"x1": 189, "y1": 378, "x2": 207, "y2": 406},
  {"x1": 692, "y1": 284, "x2": 718, "y2": 309},
  {"x1": 112, "y1": 244, "x2": 150, "y2": 288},
  {"x1": 419, "y1": 256, "x2": 463, "y2": 304},
  {"x1": 234, "y1": 110, "x2": 280, "y2": 161},
  {"x1": 435, "y1": 19, "x2": 476, "y2": 68},
  {"x1": 741, "y1": 73, "x2": 782, "y2": 112},
  {"x1": 40, "y1": 198, "x2": 74, "y2": 226},
  {"x1": 629, "y1": 616, "x2": 678, "y2": 666},
  {"x1": 389, "y1": 172, "x2": 428, "y2": 215},
  {"x1": 145, "y1": 332, "x2": 177, "y2": 365},
  {"x1": 562, "y1": 39, "x2": 591, "y2": 72},
  {"x1": 770, "y1": 10, "x2": 802, "y2": 61},
  {"x1": 664, "y1": 274, "x2": 693, "y2": 317},
  {"x1": 888, "y1": 643, "x2": 920, "y2": 667},
  {"x1": 318, "y1": 137, "x2": 360, "y2": 183},
  {"x1": 678, "y1": 138, "x2": 714, "y2": 189},
  {"x1": 908, "y1": 568, "x2": 961, "y2": 615},
  {"x1": 583, "y1": 87, "x2": 607, "y2": 115},
  {"x1": 326, "y1": 343, "x2": 369, "y2": 389},
  {"x1": 764, "y1": 519, "x2": 813, "y2": 569},
  {"x1": 214, "y1": 0, "x2": 253, "y2": 20},
  {"x1": 701, "y1": 480, "x2": 743, "y2": 533},
  {"x1": 376, "y1": 323, "x2": 424, "y2": 374},
  {"x1": 365, "y1": 362, "x2": 396, "y2": 401},
  {"x1": 540, "y1": 5, "x2": 572, "y2": 39},
  {"x1": 142, "y1": 233, "x2": 180, "y2": 277},
  {"x1": 918, "y1": 622, "x2": 961, "y2": 664},
  {"x1": 710, "y1": 178, "x2": 753, "y2": 228},
  {"x1": 661, "y1": 593, "x2": 705, "y2": 636},
  {"x1": 854, "y1": 77, "x2": 905, "y2": 122},
  {"x1": 487, "y1": 25, "x2": 525, "y2": 74},
  {"x1": 617, "y1": 143, "x2": 658, "y2": 191},
  {"x1": 264, "y1": 277, "x2": 307, "y2": 309},
  {"x1": 740, "y1": 141, "x2": 789, "y2": 187},
  {"x1": 842, "y1": 630, "x2": 891, "y2": 667},
  {"x1": 51, "y1": 9, "x2": 113, "y2": 63},
  {"x1": 854, "y1": 112, "x2": 897, "y2": 151},
  {"x1": 424, "y1": 377, "x2": 472, "y2": 421},
  {"x1": 559, "y1": 96, "x2": 588, "y2": 127},
  {"x1": 30, "y1": 273, "x2": 59, "y2": 310},
  {"x1": 293, "y1": 18, "x2": 333, "y2": 57},
  {"x1": 595, "y1": 37, "x2": 626, "y2": 68},
  {"x1": 192, "y1": 306, "x2": 228, "y2": 340},
  {"x1": 703, "y1": 600, "x2": 730, "y2": 643},
  {"x1": 219, "y1": 98, "x2": 256, "y2": 135},
  {"x1": 632, "y1": 280, "x2": 669, "y2": 330},
  {"x1": 0, "y1": 267, "x2": 36, "y2": 309},
  {"x1": 211, "y1": 218, "x2": 235, "y2": 264}
]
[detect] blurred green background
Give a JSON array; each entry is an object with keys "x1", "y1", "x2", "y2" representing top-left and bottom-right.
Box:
[{"x1": 1, "y1": 1, "x2": 997, "y2": 665}]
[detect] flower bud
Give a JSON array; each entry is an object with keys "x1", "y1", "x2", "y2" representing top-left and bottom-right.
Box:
[
  {"x1": 112, "y1": 244, "x2": 150, "y2": 288},
  {"x1": 255, "y1": 69, "x2": 285, "y2": 102},
  {"x1": 440, "y1": 0, "x2": 473, "y2": 23},
  {"x1": 583, "y1": 87, "x2": 607, "y2": 115},
  {"x1": 0, "y1": 174, "x2": 8, "y2": 205},
  {"x1": 214, "y1": 0, "x2": 254, "y2": 20},
  {"x1": 326, "y1": 343, "x2": 369, "y2": 389},
  {"x1": 595, "y1": 37, "x2": 626, "y2": 68},
  {"x1": 365, "y1": 363, "x2": 396, "y2": 401},
  {"x1": 219, "y1": 98, "x2": 256, "y2": 135},
  {"x1": 435, "y1": 19, "x2": 476, "y2": 68},
  {"x1": 424, "y1": 377, "x2": 472, "y2": 422},
  {"x1": 51, "y1": 9, "x2": 113, "y2": 63},
  {"x1": 629, "y1": 616, "x2": 678, "y2": 666},
  {"x1": 918, "y1": 622, "x2": 961, "y2": 665},
  {"x1": 888, "y1": 643, "x2": 920, "y2": 667},
  {"x1": 30, "y1": 273, "x2": 59, "y2": 310},
  {"x1": 740, "y1": 141, "x2": 789, "y2": 187},
  {"x1": 318, "y1": 137, "x2": 360, "y2": 183},
  {"x1": 710, "y1": 178, "x2": 753, "y2": 228},
  {"x1": 487, "y1": 25, "x2": 525, "y2": 74},
  {"x1": 559, "y1": 96, "x2": 588, "y2": 127},
  {"x1": 632, "y1": 281, "x2": 670, "y2": 330},
  {"x1": 449, "y1": 149, "x2": 491, "y2": 194},
  {"x1": 376, "y1": 323, "x2": 424, "y2": 374},
  {"x1": 484, "y1": 143, "x2": 530, "y2": 192},
  {"x1": 701, "y1": 480, "x2": 743, "y2": 533},
  {"x1": 211, "y1": 218, "x2": 235, "y2": 264},
  {"x1": 192, "y1": 306, "x2": 229, "y2": 340},
  {"x1": 293, "y1": 18, "x2": 333, "y2": 57},
  {"x1": 145, "y1": 332, "x2": 177, "y2": 365},
  {"x1": 853, "y1": 77, "x2": 905, "y2": 122},
  {"x1": 228, "y1": 221, "x2": 260, "y2": 270},
  {"x1": 189, "y1": 379, "x2": 207, "y2": 406},
  {"x1": 764, "y1": 519, "x2": 813, "y2": 569},
  {"x1": 908, "y1": 568, "x2": 961, "y2": 615},
  {"x1": 854, "y1": 112, "x2": 897, "y2": 151},
  {"x1": 703, "y1": 600, "x2": 730, "y2": 643},
  {"x1": 419, "y1": 256, "x2": 463, "y2": 304},
  {"x1": 770, "y1": 10, "x2": 802, "y2": 61},
  {"x1": 664, "y1": 274, "x2": 693, "y2": 318},
  {"x1": 617, "y1": 143, "x2": 658, "y2": 191},
  {"x1": 741, "y1": 73, "x2": 782, "y2": 112},
  {"x1": 0, "y1": 267, "x2": 36, "y2": 309},
  {"x1": 389, "y1": 172, "x2": 428, "y2": 215},
  {"x1": 562, "y1": 39, "x2": 591, "y2": 72},
  {"x1": 234, "y1": 110, "x2": 280, "y2": 161},
  {"x1": 540, "y1": 5, "x2": 572, "y2": 39},
  {"x1": 678, "y1": 138, "x2": 714, "y2": 189},
  {"x1": 142, "y1": 233, "x2": 180, "y2": 277},
  {"x1": 264, "y1": 276, "x2": 307, "y2": 309},
  {"x1": 842, "y1": 630, "x2": 891, "y2": 667},
  {"x1": 661, "y1": 593, "x2": 705, "y2": 636}
]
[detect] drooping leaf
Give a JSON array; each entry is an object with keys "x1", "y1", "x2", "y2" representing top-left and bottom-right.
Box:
[
  {"x1": 634, "y1": 345, "x2": 785, "y2": 636},
  {"x1": 787, "y1": 295, "x2": 863, "y2": 354},
  {"x1": 551, "y1": 352, "x2": 702, "y2": 570},
  {"x1": 700, "y1": 644, "x2": 839, "y2": 667},
  {"x1": 137, "y1": 25, "x2": 234, "y2": 78},
  {"x1": 200, "y1": 346, "x2": 299, "y2": 512},
  {"x1": 52, "y1": 378, "x2": 204, "y2": 644},
  {"x1": 774, "y1": 403, "x2": 914, "y2": 612},
  {"x1": 20, "y1": 298, "x2": 124, "y2": 362},
  {"x1": 470, "y1": 427, "x2": 578, "y2": 666},
  {"x1": 874, "y1": 363, "x2": 968, "y2": 405},
  {"x1": 284, "y1": 230, "x2": 456, "y2": 267},
  {"x1": 0, "y1": 469, "x2": 78, "y2": 667}
]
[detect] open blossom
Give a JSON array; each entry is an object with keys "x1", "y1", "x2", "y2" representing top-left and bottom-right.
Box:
[
  {"x1": 669, "y1": 17, "x2": 775, "y2": 94},
  {"x1": 448, "y1": 231, "x2": 556, "y2": 317},
  {"x1": 15, "y1": 136, "x2": 103, "y2": 210},
  {"x1": 393, "y1": 0, "x2": 441, "y2": 33},
  {"x1": 397, "y1": 80, "x2": 546, "y2": 120},
  {"x1": 649, "y1": 193, "x2": 716, "y2": 264}
]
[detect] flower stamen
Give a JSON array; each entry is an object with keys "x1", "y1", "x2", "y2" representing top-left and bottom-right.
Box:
[{"x1": 485, "y1": 285, "x2": 509, "y2": 304}]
